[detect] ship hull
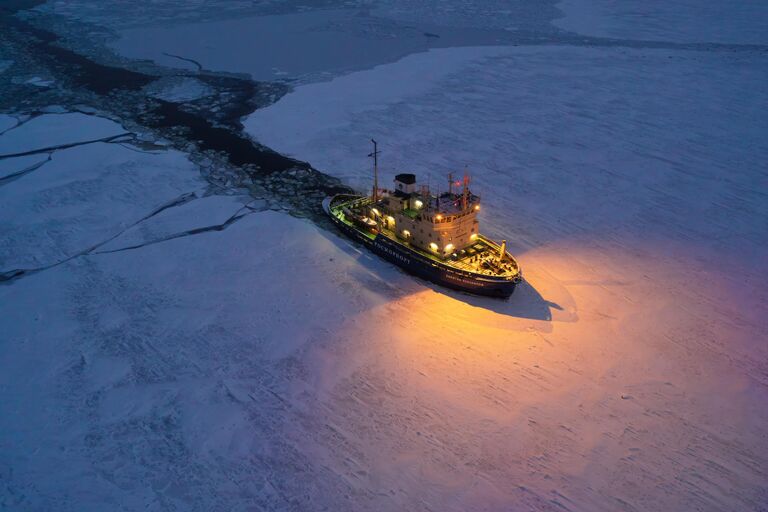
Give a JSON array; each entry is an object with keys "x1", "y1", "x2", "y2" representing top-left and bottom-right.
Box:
[{"x1": 324, "y1": 195, "x2": 519, "y2": 299}]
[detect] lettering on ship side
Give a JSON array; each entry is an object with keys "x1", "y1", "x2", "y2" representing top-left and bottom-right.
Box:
[
  {"x1": 444, "y1": 273, "x2": 485, "y2": 287},
  {"x1": 373, "y1": 239, "x2": 412, "y2": 264}
]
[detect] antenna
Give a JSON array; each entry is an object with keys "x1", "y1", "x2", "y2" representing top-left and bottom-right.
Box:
[
  {"x1": 448, "y1": 172, "x2": 453, "y2": 196},
  {"x1": 462, "y1": 171, "x2": 470, "y2": 211},
  {"x1": 367, "y1": 139, "x2": 380, "y2": 203}
]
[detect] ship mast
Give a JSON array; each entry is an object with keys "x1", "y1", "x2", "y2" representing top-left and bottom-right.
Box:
[
  {"x1": 368, "y1": 139, "x2": 380, "y2": 203},
  {"x1": 462, "y1": 172, "x2": 470, "y2": 211}
]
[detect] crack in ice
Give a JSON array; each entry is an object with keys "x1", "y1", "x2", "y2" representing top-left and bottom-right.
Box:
[
  {"x1": 162, "y1": 52, "x2": 204, "y2": 73},
  {"x1": 0, "y1": 153, "x2": 53, "y2": 187},
  {"x1": 90, "y1": 205, "x2": 259, "y2": 256},
  {"x1": 0, "y1": 132, "x2": 134, "y2": 159},
  {"x1": 0, "y1": 191, "x2": 200, "y2": 284},
  {"x1": 105, "y1": 139, "x2": 166, "y2": 155},
  {"x1": 0, "y1": 114, "x2": 33, "y2": 137},
  {"x1": 0, "y1": 195, "x2": 267, "y2": 284}
]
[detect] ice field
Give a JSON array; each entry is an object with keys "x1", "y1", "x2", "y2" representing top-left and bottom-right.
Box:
[
  {"x1": 1, "y1": 1, "x2": 767, "y2": 510},
  {"x1": 555, "y1": 0, "x2": 768, "y2": 44},
  {"x1": 245, "y1": 41, "x2": 768, "y2": 512}
]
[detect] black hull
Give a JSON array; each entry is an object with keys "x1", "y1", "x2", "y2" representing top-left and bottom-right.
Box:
[{"x1": 325, "y1": 196, "x2": 518, "y2": 299}]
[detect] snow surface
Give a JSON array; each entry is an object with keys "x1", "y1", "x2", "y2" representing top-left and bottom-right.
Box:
[
  {"x1": 243, "y1": 44, "x2": 768, "y2": 510},
  {"x1": 0, "y1": 153, "x2": 49, "y2": 180},
  {"x1": 36, "y1": 0, "x2": 321, "y2": 28},
  {"x1": 39, "y1": 0, "x2": 558, "y2": 33},
  {"x1": 0, "y1": 112, "x2": 127, "y2": 156},
  {"x1": 107, "y1": 8, "x2": 511, "y2": 82},
  {"x1": 0, "y1": 115, "x2": 202, "y2": 271},
  {"x1": 0, "y1": 209, "x2": 396, "y2": 511},
  {"x1": 555, "y1": 0, "x2": 768, "y2": 44},
  {"x1": 244, "y1": 46, "x2": 512, "y2": 167},
  {"x1": 3, "y1": 1, "x2": 768, "y2": 511},
  {"x1": 0, "y1": 114, "x2": 18, "y2": 133},
  {"x1": 2, "y1": 173, "x2": 767, "y2": 511},
  {"x1": 97, "y1": 194, "x2": 254, "y2": 253},
  {"x1": 367, "y1": 0, "x2": 560, "y2": 31},
  {"x1": 44, "y1": 0, "x2": 555, "y2": 84},
  {"x1": 245, "y1": 46, "x2": 768, "y2": 274}
]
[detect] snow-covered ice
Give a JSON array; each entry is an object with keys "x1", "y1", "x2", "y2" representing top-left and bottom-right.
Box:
[
  {"x1": 3, "y1": 175, "x2": 766, "y2": 510},
  {"x1": 244, "y1": 46, "x2": 512, "y2": 171},
  {"x1": 97, "y1": 194, "x2": 254, "y2": 253},
  {"x1": 245, "y1": 46, "x2": 767, "y2": 276},
  {"x1": 46, "y1": 0, "x2": 552, "y2": 83},
  {"x1": 0, "y1": 114, "x2": 18, "y2": 133},
  {"x1": 555, "y1": 0, "x2": 768, "y2": 44},
  {"x1": 38, "y1": 0, "x2": 558, "y2": 34},
  {"x1": 0, "y1": 112, "x2": 127, "y2": 156},
  {"x1": 0, "y1": 114, "x2": 202, "y2": 271},
  {"x1": 0, "y1": 204, "x2": 404, "y2": 510},
  {"x1": 0, "y1": 153, "x2": 49, "y2": 180},
  {"x1": 243, "y1": 44, "x2": 768, "y2": 509},
  {"x1": 2, "y1": 0, "x2": 768, "y2": 510},
  {"x1": 106, "y1": 7, "x2": 521, "y2": 82}
]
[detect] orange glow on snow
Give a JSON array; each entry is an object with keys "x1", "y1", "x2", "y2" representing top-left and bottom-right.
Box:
[{"x1": 302, "y1": 235, "x2": 765, "y2": 509}]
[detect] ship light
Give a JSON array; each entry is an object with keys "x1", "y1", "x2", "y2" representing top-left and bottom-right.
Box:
[
  {"x1": 414, "y1": 200, "x2": 423, "y2": 209},
  {"x1": 386, "y1": 215, "x2": 395, "y2": 224},
  {"x1": 429, "y1": 242, "x2": 438, "y2": 251},
  {"x1": 402, "y1": 229, "x2": 411, "y2": 238},
  {"x1": 444, "y1": 243, "x2": 455, "y2": 253},
  {"x1": 436, "y1": 214, "x2": 443, "y2": 221},
  {"x1": 470, "y1": 233, "x2": 478, "y2": 241},
  {"x1": 474, "y1": 205, "x2": 480, "y2": 211}
]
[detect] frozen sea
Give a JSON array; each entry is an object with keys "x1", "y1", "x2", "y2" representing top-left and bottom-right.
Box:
[{"x1": 1, "y1": 1, "x2": 767, "y2": 511}]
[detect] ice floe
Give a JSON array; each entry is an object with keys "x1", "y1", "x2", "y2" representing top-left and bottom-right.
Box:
[
  {"x1": 0, "y1": 112, "x2": 127, "y2": 156},
  {"x1": 0, "y1": 114, "x2": 202, "y2": 271}
]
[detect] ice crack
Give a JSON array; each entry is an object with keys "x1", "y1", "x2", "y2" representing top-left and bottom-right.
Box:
[
  {"x1": 0, "y1": 154, "x2": 52, "y2": 187},
  {"x1": 0, "y1": 114, "x2": 32, "y2": 136},
  {"x1": 90, "y1": 201, "x2": 261, "y2": 256},
  {"x1": 0, "y1": 132, "x2": 133, "y2": 159},
  {"x1": 0, "y1": 191, "x2": 200, "y2": 284},
  {"x1": 162, "y1": 52, "x2": 204, "y2": 73}
]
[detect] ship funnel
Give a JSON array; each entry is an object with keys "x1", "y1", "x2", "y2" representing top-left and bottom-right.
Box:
[{"x1": 498, "y1": 240, "x2": 507, "y2": 262}]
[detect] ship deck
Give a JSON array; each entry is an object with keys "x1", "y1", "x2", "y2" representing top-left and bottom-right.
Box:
[{"x1": 329, "y1": 195, "x2": 520, "y2": 279}]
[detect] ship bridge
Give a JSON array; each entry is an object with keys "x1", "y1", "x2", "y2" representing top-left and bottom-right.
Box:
[{"x1": 376, "y1": 173, "x2": 482, "y2": 258}]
